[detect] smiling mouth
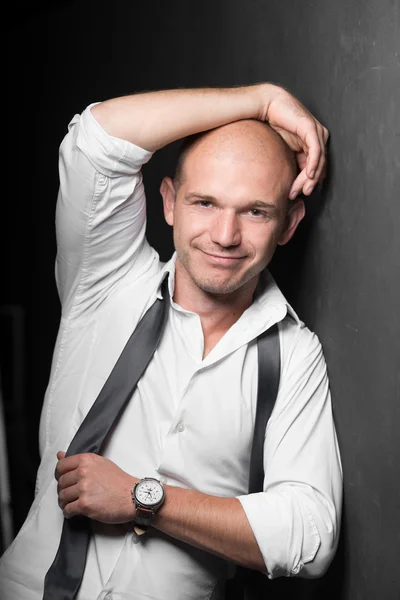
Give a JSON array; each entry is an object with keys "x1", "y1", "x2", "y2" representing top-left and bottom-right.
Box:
[{"x1": 201, "y1": 251, "x2": 245, "y2": 264}]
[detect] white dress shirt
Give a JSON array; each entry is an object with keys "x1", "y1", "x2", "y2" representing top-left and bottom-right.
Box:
[{"x1": 0, "y1": 104, "x2": 342, "y2": 600}]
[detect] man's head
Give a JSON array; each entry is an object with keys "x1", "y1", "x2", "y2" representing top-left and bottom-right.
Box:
[{"x1": 160, "y1": 119, "x2": 305, "y2": 297}]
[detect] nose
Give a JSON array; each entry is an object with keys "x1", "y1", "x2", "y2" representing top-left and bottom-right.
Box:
[{"x1": 210, "y1": 210, "x2": 241, "y2": 248}]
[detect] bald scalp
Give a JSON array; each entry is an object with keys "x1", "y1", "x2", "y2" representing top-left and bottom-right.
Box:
[{"x1": 173, "y1": 119, "x2": 298, "y2": 192}]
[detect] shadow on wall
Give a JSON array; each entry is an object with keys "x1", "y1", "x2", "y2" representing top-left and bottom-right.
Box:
[
  {"x1": 269, "y1": 161, "x2": 332, "y2": 307},
  {"x1": 264, "y1": 162, "x2": 347, "y2": 599}
]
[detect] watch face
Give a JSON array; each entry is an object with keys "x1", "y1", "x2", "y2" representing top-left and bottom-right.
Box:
[{"x1": 135, "y1": 479, "x2": 164, "y2": 507}]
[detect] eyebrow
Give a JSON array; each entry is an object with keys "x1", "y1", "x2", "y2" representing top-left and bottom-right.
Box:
[{"x1": 185, "y1": 193, "x2": 279, "y2": 212}]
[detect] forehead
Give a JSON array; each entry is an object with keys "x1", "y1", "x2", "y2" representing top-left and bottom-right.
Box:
[{"x1": 181, "y1": 145, "x2": 291, "y2": 206}]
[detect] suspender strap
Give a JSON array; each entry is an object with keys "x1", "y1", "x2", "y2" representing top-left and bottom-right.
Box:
[
  {"x1": 43, "y1": 276, "x2": 170, "y2": 600},
  {"x1": 227, "y1": 322, "x2": 281, "y2": 600},
  {"x1": 250, "y1": 323, "x2": 281, "y2": 494}
]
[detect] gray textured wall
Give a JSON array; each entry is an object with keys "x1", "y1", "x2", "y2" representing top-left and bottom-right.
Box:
[{"x1": 4, "y1": 1, "x2": 400, "y2": 597}]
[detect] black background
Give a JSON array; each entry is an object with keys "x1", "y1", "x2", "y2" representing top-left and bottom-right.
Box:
[{"x1": 3, "y1": 1, "x2": 400, "y2": 599}]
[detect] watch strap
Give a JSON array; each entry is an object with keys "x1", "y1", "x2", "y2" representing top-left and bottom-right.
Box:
[{"x1": 133, "y1": 506, "x2": 154, "y2": 536}]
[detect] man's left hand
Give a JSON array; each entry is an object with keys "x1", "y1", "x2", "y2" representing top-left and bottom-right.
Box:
[
  {"x1": 260, "y1": 83, "x2": 329, "y2": 198},
  {"x1": 55, "y1": 451, "x2": 137, "y2": 523}
]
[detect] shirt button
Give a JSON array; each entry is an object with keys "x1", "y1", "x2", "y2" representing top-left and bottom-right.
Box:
[
  {"x1": 104, "y1": 593, "x2": 113, "y2": 600},
  {"x1": 176, "y1": 422, "x2": 185, "y2": 432}
]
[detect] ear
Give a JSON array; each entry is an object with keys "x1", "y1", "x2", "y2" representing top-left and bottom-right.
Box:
[
  {"x1": 278, "y1": 198, "x2": 305, "y2": 246},
  {"x1": 160, "y1": 177, "x2": 176, "y2": 227}
]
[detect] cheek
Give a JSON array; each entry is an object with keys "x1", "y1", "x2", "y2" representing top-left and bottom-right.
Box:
[
  {"x1": 174, "y1": 211, "x2": 210, "y2": 243},
  {"x1": 249, "y1": 225, "x2": 280, "y2": 258}
]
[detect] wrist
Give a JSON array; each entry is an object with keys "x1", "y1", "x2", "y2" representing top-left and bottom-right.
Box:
[
  {"x1": 227, "y1": 84, "x2": 265, "y2": 122},
  {"x1": 125, "y1": 476, "x2": 139, "y2": 521},
  {"x1": 254, "y1": 82, "x2": 286, "y2": 122}
]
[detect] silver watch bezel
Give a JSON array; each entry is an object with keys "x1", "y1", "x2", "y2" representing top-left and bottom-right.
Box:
[{"x1": 132, "y1": 477, "x2": 165, "y2": 509}]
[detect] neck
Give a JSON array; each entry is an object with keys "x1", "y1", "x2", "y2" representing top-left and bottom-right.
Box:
[{"x1": 172, "y1": 258, "x2": 259, "y2": 331}]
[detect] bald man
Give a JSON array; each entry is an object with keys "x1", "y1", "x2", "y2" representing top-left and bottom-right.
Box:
[{"x1": 0, "y1": 84, "x2": 342, "y2": 600}]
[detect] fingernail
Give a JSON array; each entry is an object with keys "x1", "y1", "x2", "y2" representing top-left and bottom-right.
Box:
[
  {"x1": 305, "y1": 183, "x2": 313, "y2": 194},
  {"x1": 290, "y1": 190, "x2": 298, "y2": 199}
]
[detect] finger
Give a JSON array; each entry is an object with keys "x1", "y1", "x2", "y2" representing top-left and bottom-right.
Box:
[
  {"x1": 289, "y1": 168, "x2": 310, "y2": 199},
  {"x1": 316, "y1": 154, "x2": 327, "y2": 185},
  {"x1": 312, "y1": 124, "x2": 328, "y2": 182},
  {"x1": 312, "y1": 151, "x2": 326, "y2": 186},
  {"x1": 63, "y1": 501, "x2": 79, "y2": 519},
  {"x1": 314, "y1": 123, "x2": 326, "y2": 175},
  {"x1": 55, "y1": 454, "x2": 81, "y2": 480},
  {"x1": 60, "y1": 495, "x2": 84, "y2": 518},
  {"x1": 322, "y1": 125, "x2": 330, "y2": 146},
  {"x1": 58, "y1": 483, "x2": 80, "y2": 510},
  {"x1": 295, "y1": 120, "x2": 321, "y2": 180},
  {"x1": 320, "y1": 126, "x2": 330, "y2": 181},
  {"x1": 307, "y1": 124, "x2": 326, "y2": 181},
  {"x1": 57, "y1": 470, "x2": 79, "y2": 493},
  {"x1": 296, "y1": 151, "x2": 308, "y2": 173},
  {"x1": 291, "y1": 150, "x2": 312, "y2": 199},
  {"x1": 57, "y1": 451, "x2": 66, "y2": 460}
]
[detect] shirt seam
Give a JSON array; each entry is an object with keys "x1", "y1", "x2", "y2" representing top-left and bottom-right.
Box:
[
  {"x1": 296, "y1": 503, "x2": 321, "y2": 568},
  {"x1": 65, "y1": 145, "x2": 131, "y2": 322},
  {"x1": 42, "y1": 318, "x2": 70, "y2": 458},
  {"x1": 265, "y1": 316, "x2": 299, "y2": 432},
  {"x1": 64, "y1": 171, "x2": 102, "y2": 321}
]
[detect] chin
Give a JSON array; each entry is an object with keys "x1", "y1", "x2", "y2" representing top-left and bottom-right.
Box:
[
  {"x1": 191, "y1": 269, "x2": 253, "y2": 295},
  {"x1": 197, "y1": 281, "x2": 241, "y2": 295},
  {"x1": 176, "y1": 249, "x2": 262, "y2": 295}
]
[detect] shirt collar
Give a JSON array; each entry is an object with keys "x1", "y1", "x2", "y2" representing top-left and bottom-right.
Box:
[
  {"x1": 251, "y1": 268, "x2": 301, "y2": 325},
  {"x1": 155, "y1": 251, "x2": 300, "y2": 327},
  {"x1": 155, "y1": 253, "x2": 178, "y2": 300}
]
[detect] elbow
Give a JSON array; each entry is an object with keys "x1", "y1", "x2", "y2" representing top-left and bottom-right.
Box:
[
  {"x1": 238, "y1": 484, "x2": 342, "y2": 581},
  {"x1": 295, "y1": 533, "x2": 339, "y2": 579},
  {"x1": 270, "y1": 509, "x2": 340, "y2": 580}
]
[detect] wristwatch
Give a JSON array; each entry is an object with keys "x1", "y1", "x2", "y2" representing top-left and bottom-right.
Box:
[{"x1": 132, "y1": 477, "x2": 166, "y2": 535}]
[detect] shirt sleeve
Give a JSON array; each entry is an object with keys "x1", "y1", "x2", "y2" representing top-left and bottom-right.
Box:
[
  {"x1": 55, "y1": 103, "x2": 159, "y2": 319},
  {"x1": 236, "y1": 321, "x2": 343, "y2": 579}
]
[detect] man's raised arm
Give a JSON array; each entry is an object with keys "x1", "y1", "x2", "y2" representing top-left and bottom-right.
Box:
[
  {"x1": 57, "y1": 83, "x2": 327, "y2": 317},
  {"x1": 92, "y1": 84, "x2": 328, "y2": 198}
]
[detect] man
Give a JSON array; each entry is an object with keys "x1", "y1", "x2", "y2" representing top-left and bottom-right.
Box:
[{"x1": 0, "y1": 83, "x2": 342, "y2": 599}]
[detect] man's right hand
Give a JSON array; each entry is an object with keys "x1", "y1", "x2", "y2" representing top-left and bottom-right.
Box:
[{"x1": 92, "y1": 82, "x2": 328, "y2": 198}]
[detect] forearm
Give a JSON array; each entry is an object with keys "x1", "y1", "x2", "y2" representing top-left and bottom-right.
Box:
[
  {"x1": 152, "y1": 484, "x2": 265, "y2": 571},
  {"x1": 91, "y1": 84, "x2": 271, "y2": 151}
]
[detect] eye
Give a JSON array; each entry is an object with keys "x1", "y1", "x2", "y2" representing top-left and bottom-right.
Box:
[
  {"x1": 199, "y1": 200, "x2": 213, "y2": 208},
  {"x1": 248, "y1": 208, "x2": 266, "y2": 217}
]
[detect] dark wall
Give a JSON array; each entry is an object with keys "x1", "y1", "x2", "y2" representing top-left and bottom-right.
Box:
[{"x1": 3, "y1": 1, "x2": 399, "y2": 598}]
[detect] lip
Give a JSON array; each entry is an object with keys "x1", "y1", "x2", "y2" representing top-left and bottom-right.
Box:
[{"x1": 202, "y1": 251, "x2": 244, "y2": 265}]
